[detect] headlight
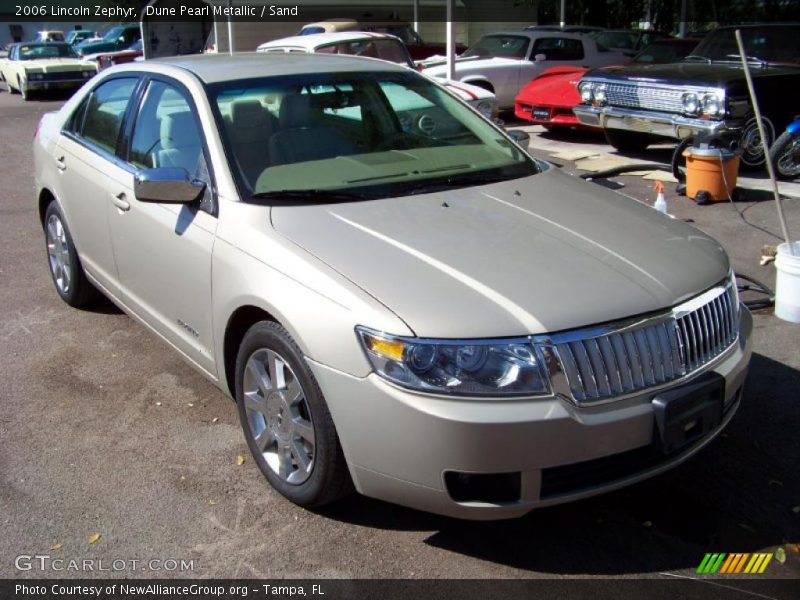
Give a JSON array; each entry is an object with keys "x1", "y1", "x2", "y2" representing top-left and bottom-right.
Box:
[
  {"x1": 356, "y1": 327, "x2": 550, "y2": 397},
  {"x1": 593, "y1": 83, "x2": 607, "y2": 105},
  {"x1": 474, "y1": 99, "x2": 494, "y2": 118},
  {"x1": 579, "y1": 81, "x2": 593, "y2": 103},
  {"x1": 81, "y1": 70, "x2": 94, "y2": 78},
  {"x1": 28, "y1": 72, "x2": 44, "y2": 81},
  {"x1": 682, "y1": 92, "x2": 699, "y2": 115},
  {"x1": 702, "y1": 93, "x2": 722, "y2": 116}
]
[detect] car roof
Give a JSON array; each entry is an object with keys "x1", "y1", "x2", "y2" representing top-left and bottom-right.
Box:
[
  {"x1": 149, "y1": 52, "x2": 408, "y2": 83},
  {"x1": 20, "y1": 41, "x2": 70, "y2": 47},
  {"x1": 260, "y1": 31, "x2": 399, "y2": 50}
]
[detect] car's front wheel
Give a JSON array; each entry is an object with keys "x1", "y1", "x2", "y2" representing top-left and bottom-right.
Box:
[
  {"x1": 43, "y1": 201, "x2": 97, "y2": 306},
  {"x1": 235, "y1": 321, "x2": 352, "y2": 507},
  {"x1": 604, "y1": 128, "x2": 654, "y2": 153},
  {"x1": 18, "y1": 76, "x2": 30, "y2": 101}
]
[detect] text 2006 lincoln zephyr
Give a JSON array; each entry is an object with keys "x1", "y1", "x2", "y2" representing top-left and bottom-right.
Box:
[{"x1": 33, "y1": 53, "x2": 751, "y2": 519}]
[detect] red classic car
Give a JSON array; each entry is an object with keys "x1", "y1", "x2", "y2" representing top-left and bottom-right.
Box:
[{"x1": 514, "y1": 37, "x2": 700, "y2": 129}]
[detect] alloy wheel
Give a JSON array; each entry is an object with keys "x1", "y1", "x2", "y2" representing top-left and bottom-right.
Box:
[
  {"x1": 46, "y1": 213, "x2": 71, "y2": 295},
  {"x1": 242, "y1": 348, "x2": 315, "y2": 485}
]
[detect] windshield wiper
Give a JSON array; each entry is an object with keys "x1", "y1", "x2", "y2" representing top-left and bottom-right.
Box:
[{"x1": 250, "y1": 189, "x2": 376, "y2": 202}]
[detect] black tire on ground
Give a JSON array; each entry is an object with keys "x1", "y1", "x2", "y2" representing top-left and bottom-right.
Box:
[
  {"x1": 43, "y1": 201, "x2": 98, "y2": 307},
  {"x1": 769, "y1": 129, "x2": 800, "y2": 180},
  {"x1": 235, "y1": 321, "x2": 353, "y2": 508},
  {"x1": 604, "y1": 128, "x2": 654, "y2": 153}
]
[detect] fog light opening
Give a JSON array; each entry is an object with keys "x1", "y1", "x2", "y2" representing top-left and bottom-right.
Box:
[{"x1": 444, "y1": 471, "x2": 521, "y2": 504}]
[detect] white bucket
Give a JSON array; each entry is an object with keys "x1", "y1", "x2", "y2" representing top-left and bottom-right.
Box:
[{"x1": 775, "y1": 241, "x2": 800, "y2": 323}]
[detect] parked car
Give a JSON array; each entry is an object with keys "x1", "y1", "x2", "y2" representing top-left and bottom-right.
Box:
[
  {"x1": 298, "y1": 18, "x2": 467, "y2": 61},
  {"x1": 591, "y1": 29, "x2": 669, "y2": 56},
  {"x1": 420, "y1": 31, "x2": 628, "y2": 109},
  {"x1": 257, "y1": 32, "x2": 498, "y2": 119},
  {"x1": 90, "y1": 40, "x2": 144, "y2": 71},
  {"x1": 0, "y1": 42, "x2": 96, "y2": 100},
  {"x1": 65, "y1": 30, "x2": 97, "y2": 47},
  {"x1": 74, "y1": 24, "x2": 141, "y2": 57},
  {"x1": 770, "y1": 117, "x2": 800, "y2": 179},
  {"x1": 515, "y1": 38, "x2": 701, "y2": 129},
  {"x1": 34, "y1": 53, "x2": 751, "y2": 519},
  {"x1": 35, "y1": 31, "x2": 65, "y2": 43},
  {"x1": 574, "y1": 24, "x2": 800, "y2": 166}
]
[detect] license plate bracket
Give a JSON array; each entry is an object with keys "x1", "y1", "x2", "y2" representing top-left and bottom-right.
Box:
[
  {"x1": 652, "y1": 373, "x2": 725, "y2": 455},
  {"x1": 533, "y1": 108, "x2": 551, "y2": 121}
]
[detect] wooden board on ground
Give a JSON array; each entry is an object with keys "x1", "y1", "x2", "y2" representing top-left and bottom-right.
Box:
[
  {"x1": 548, "y1": 149, "x2": 601, "y2": 161},
  {"x1": 574, "y1": 156, "x2": 634, "y2": 172},
  {"x1": 641, "y1": 169, "x2": 678, "y2": 183}
]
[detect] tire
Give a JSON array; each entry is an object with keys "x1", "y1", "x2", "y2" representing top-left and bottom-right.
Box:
[
  {"x1": 18, "y1": 76, "x2": 30, "y2": 101},
  {"x1": 235, "y1": 321, "x2": 352, "y2": 508},
  {"x1": 769, "y1": 129, "x2": 800, "y2": 180},
  {"x1": 6, "y1": 76, "x2": 17, "y2": 94},
  {"x1": 738, "y1": 116, "x2": 774, "y2": 169},
  {"x1": 604, "y1": 128, "x2": 654, "y2": 152},
  {"x1": 43, "y1": 201, "x2": 98, "y2": 307}
]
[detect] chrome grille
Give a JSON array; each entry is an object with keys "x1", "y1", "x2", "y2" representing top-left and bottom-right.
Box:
[
  {"x1": 554, "y1": 281, "x2": 738, "y2": 404},
  {"x1": 604, "y1": 83, "x2": 684, "y2": 114}
]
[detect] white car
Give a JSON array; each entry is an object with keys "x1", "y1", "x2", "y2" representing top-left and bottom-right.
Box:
[
  {"x1": 258, "y1": 32, "x2": 498, "y2": 120},
  {"x1": 421, "y1": 31, "x2": 628, "y2": 109}
]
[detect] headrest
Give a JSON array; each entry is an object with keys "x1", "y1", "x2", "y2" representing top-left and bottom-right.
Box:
[
  {"x1": 279, "y1": 94, "x2": 312, "y2": 129},
  {"x1": 231, "y1": 99, "x2": 268, "y2": 129},
  {"x1": 160, "y1": 111, "x2": 198, "y2": 150}
]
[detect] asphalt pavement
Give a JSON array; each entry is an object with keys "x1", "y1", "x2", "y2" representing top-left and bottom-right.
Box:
[{"x1": 0, "y1": 90, "x2": 798, "y2": 589}]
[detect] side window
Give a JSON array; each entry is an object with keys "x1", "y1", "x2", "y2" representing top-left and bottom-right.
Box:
[
  {"x1": 532, "y1": 38, "x2": 585, "y2": 61},
  {"x1": 81, "y1": 77, "x2": 138, "y2": 153},
  {"x1": 129, "y1": 81, "x2": 205, "y2": 179}
]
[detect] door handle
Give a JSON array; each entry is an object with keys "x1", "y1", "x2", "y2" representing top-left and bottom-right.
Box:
[
  {"x1": 55, "y1": 156, "x2": 66, "y2": 171},
  {"x1": 111, "y1": 192, "x2": 130, "y2": 211}
]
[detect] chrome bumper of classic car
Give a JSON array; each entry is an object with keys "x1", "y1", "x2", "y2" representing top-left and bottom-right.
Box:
[
  {"x1": 574, "y1": 105, "x2": 739, "y2": 140},
  {"x1": 28, "y1": 77, "x2": 89, "y2": 90}
]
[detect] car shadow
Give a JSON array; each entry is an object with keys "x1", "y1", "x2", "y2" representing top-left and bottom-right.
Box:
[{"x1": 319, "y1": 352, "x2": 799, "y2": 575}]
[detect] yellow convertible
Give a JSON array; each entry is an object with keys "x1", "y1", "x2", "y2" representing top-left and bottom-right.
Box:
[{"x1": 0, "y1": 42, "x2": 96, "y2": 100}]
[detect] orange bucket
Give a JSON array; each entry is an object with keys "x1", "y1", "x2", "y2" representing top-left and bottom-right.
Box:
[{"x1": 682, "y1": 146, "x2": 740, "y2": 202}]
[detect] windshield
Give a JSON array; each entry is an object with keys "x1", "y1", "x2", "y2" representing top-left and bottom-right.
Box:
[
  {"x1": 686, "y1": 26, "x2": 800, "y2": 64},
  {"x1": 210, "y1": 70, "x2": 537, "y2": 201},
  {"x1": 103, "y1": 26, "x2": 124, "y2": 42},
  {"x1": 634, "y1": 40, "x2": 697, "y2": 64},
  {"x1": 462, "y1": 34, "x2": 530, "y2": 59},
  {"x1": 18, "y1": 44, "x2": 77, "y2": 60}
]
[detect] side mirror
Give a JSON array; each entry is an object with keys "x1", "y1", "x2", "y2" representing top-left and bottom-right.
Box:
[
  {"x1": 507, "y1": 129, "x2": 530, "y2": 150},
  {"x1": 534, "y1": 53, "x2": 546, "y2": 62},
  {"x1": 134, "y1": 168, "x2": 206, "y2": 204}
]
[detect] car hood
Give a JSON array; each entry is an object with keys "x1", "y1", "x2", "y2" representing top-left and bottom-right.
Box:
[
  {"x1": 22, "y1": 58, "x2": 91, "y2": 70},
  {"x1": 77, "y1": 41, "x2": 116, "y2": 54},
  {"x1": 271, "y1": 167, "x2": 729, "y2": 338},
  {"x1": 517, "y1": 68, "x2": 586, "y2": 104},
  {"x1": 593, "y1": 61, "x2": 800, "y2": 86}
]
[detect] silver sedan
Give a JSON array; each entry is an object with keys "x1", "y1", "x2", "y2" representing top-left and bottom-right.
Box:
[{"x1": 34, "y1": 53, "x2": 751, "y2": 519}]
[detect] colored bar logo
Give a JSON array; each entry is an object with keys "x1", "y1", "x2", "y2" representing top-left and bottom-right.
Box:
[{"x1": 697, "y1": 553, "x2": 773, "y2": 574}]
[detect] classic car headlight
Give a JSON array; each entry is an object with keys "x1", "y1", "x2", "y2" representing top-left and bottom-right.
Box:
[
  {"x1": 681, "y1": 92, "x2": 699, "y2": 115},
  {"x1": 356, "y1": 327, "x2": 550, "y2": 397},
  {"x1": 579, "y1": 81, "x2": 594, "y2": 103},
  {"x1": 593, "y1": 83, "x2": 607, "y2": 105},
  {"x1": 28, "y1": 72, "x2": 44, "y2": 81},
  {"x1": 81, "y1": 70, "x2": 94, "y2": 78},
  {"x1": 702, "y1": 93, "x2": 722, "y2": 116},
  {"x1": 474, "y1": 99, "x2": 494, "y2": 118}
]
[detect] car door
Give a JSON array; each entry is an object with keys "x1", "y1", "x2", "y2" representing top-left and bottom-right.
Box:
[
  {"x1": 54, "y1": 75, "x2": 140, "y2": 297},
  {"x1": 105, "y1": 77, "x2": 218, "y2": 375}
]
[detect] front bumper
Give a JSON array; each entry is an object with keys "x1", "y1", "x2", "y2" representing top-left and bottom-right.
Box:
[
  {"x1": 27, "y1": 78, "x2": 89, "y2": 91},
  {"x1": 573, "y1": 104, "x2": 740, "y2": 140},
  {"x1": 310, "y1": 307, "x2": 752, "y2": 520}
]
